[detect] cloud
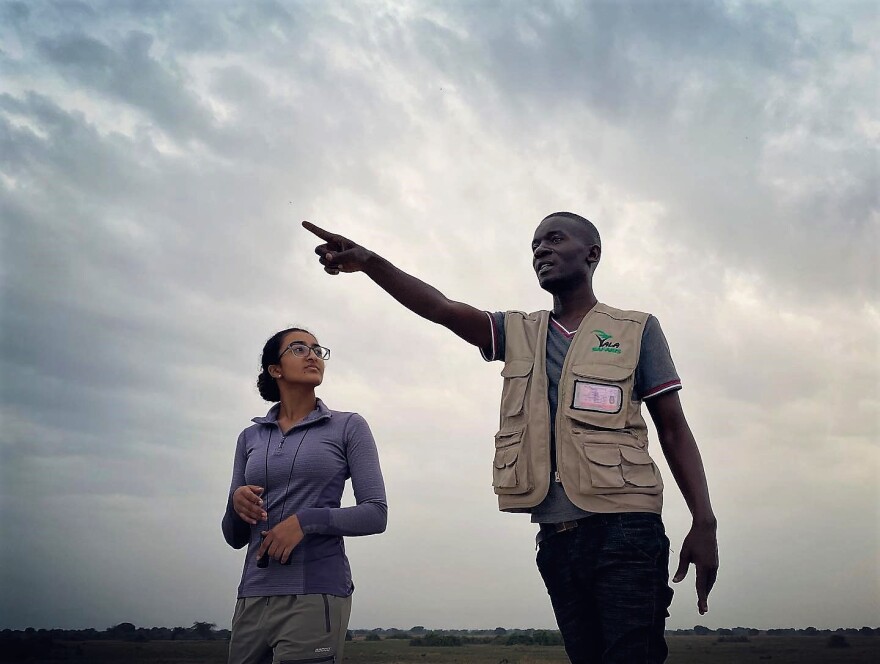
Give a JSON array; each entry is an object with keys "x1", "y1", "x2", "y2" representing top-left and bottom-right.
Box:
[{"x1": 35, "y1": 30, "x2": 216, "y2": 142}]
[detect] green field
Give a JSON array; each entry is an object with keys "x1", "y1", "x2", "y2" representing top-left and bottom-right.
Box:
[{"x1": 15, "y1": 635, "x2": 878, "y2": 663}]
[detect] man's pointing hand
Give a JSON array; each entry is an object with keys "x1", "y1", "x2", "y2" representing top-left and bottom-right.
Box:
[{"x1": 302, "y1": 221, "x2": 372, "y2": 275}]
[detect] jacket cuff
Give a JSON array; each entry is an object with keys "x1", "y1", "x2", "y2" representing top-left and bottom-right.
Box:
[
  {"x1": 295, "y1": 507, "x2": 331, "y2": 534},
  {"x1": 222, "y1": 502, "x2": 250, "y2": 549}
]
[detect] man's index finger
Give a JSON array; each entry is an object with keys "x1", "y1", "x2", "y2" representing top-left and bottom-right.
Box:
[{"x1": 301, "y1": 221, "x2": 335, "y2": 242}]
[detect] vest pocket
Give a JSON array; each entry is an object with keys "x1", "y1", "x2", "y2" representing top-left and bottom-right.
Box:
[
  {"x1": 619, "y1": 447, "x2": 659, "y2": 487},
  {"x1": 580, "y1": 443, "x2": 661, "y2": 493},
  {"x1": 500, "y1": 360, "x2": 533, "y2": 418},
  {"x1": 581, "y1": 444, "x2": 625, "y2": 488},
  {"x1": 564, "y1": 364, "x2": 634, "y2": 431},
  {"x1": 492, "y1": 430, "x2": 530, "y2": 494}
]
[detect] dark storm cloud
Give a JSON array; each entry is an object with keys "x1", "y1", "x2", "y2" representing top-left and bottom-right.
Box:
[
  {"x1": 36, "y1": 31, "x2": 216, "y2": 141},
  {"x1": 0, "y1": 91, "x2": 259, "y2": 467},
  {"x1": 398, "y1": 1, "x2": 803, "y2": 122}
]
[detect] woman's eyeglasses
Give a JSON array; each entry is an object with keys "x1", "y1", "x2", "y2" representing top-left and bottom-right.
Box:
[{"x1": 279, "y1": 342, "x2": 331, "y2": 361}]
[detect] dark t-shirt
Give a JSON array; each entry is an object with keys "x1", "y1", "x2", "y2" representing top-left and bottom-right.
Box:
[{"x1": 481, "y1": 311, "x2": 681, "y2": 523}]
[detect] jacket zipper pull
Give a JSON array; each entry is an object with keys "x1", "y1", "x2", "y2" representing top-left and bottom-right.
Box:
[{"x1": 554, "y1": 471, "x2": 561, "y2": 483}]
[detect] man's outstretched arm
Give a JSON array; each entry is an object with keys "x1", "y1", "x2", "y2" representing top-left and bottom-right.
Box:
[
  {"x1": 647, "y1": 390, "x2": 719, "y2": 615},
  {"x1": 303, "y1": 221, "x2": 491, "y2": 349}
]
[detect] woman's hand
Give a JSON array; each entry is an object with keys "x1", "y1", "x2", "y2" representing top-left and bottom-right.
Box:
[
  {"x1": 232, "y1": 485, "x2": 267, "y2": 525},
  {"x1": 256, "y1": 515, "x2": 304, "y2": 564}
]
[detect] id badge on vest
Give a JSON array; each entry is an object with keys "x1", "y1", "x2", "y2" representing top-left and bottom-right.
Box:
[{"x1": 572, "y1": 380, "x2": 623, "y2": 414}]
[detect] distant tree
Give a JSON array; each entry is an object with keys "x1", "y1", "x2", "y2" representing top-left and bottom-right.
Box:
[
  {"x1": 424, "y1": 632, "x2": 461, "y2": 647},
  {"x1": 803, "y1": 626, "x2": 819, "y2": 636},
  {"x1": 191, "y1": 622, "x2": 217, "y2": 640},
  {"x1": 410, "y1": 625, "x2": 426, "y2": 634},
  {"x1": 859, "y1": 627, "x2": 875, "y2": 635},
  {"x1": 693, "y1": 625, "x2": 713, "y2": 636},
  {"x1": 494, "y1": 627, "x2": 507, "y2": 635},
  {"x1": 107, "y1": 623, "x2": 137, "y2": 640},
  {"x1": 412, "y1": 633, "x2": 462, "y2": 647},
  {"x1": 534, "y1": 630, "x2": 564, "y2": 646},
  {"x1": 365, "y1": 633, "x2": 381, "y2": 641},
  {"x1": 149, "y1": 627, "x2": 171, "y2": 640},
  {"x1": 171, "y1": 626, "x2": 188, "y2": 641},
  {"x1": 506, "y1": 633, "x2": 534, "y2": 646}
]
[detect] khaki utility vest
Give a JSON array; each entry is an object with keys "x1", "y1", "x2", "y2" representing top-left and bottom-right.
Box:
[{"x1": 492, "y1": 303, "x2": 664, "y2": 514}]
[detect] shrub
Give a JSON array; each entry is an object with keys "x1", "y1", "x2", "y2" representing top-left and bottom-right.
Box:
[
  {"x1": 409, "y1": 632, "x2": 462, "y2": 647},
  {"x1": 365, "y1": 633, "x2": 381, "y2": 641},
  {"x1": 827, "y1": 635, "x2": 850, "y2": 649},
  {"x1": 532, "y1": 630, "x2": 563, "y2": 646},
  {"x1": 717, "y1": 635, "x2": 749, "y2": 643},
  {"x1": 506, "y1": 633, "x2": 534, "y2": 646}
]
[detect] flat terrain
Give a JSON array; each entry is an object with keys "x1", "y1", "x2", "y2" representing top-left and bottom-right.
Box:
[{"x1": 6, "y1": 635, "x2": 877, "y2": 663}]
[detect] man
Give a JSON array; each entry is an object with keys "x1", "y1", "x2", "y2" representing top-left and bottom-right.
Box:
[{"x1": 303, "y1": 212, "x2": 718, "y2": 663}]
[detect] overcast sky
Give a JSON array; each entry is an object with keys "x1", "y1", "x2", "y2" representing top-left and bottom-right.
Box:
[{"x1": 1, "y1": 0, "x2": 877, "y2": 633}]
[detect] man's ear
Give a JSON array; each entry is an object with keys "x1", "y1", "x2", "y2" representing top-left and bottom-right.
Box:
[{"x1": 588, "y1": 244, "x2": 601, "y2": 267}]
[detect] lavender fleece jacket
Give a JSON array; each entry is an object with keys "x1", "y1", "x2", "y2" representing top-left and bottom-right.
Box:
[{"x1": 222, "y1": 399, "x2": 387, "y2": 597}]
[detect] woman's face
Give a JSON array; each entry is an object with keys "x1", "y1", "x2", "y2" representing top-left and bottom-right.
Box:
[{"x1": 272, "y1": 330, "x2": 326, "y2": 388}]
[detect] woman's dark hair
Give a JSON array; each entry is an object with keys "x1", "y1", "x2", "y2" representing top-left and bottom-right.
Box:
[{"x1": 256, "y1": 327, "x2": 314, "y2": 402}]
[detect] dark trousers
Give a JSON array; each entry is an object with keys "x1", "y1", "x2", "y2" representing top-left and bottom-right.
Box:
[{"x1": 536, "y1": 513, "x2": 673, "y2": 664}]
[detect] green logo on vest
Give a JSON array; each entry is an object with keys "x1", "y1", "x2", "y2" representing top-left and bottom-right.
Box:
[{"x1": 591, "y1": 329, "x2": 621, "y2": 353}]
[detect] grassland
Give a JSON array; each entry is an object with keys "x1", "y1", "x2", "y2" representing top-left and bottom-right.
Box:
[{"x1": 10, "y1": 635, "x2": 877, "y2": 663}]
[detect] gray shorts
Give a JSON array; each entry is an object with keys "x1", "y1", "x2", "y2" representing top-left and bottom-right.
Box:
[{"x1": 228, "y1": 594, "x2": 353, "y2": 664}]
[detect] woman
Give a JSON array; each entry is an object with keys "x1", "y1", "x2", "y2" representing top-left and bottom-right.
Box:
[{"x1": 222, "y1": 327, "x2": 387, "y2": 663}]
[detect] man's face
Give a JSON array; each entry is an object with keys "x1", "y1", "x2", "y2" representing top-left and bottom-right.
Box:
[{"x1": 531, "y1": 216, "x2": 599, "y2": 292}]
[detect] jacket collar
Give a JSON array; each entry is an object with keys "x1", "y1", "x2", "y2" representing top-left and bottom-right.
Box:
[{"x1": 251, "y1": 398, "x2": 332, "y2": 428}]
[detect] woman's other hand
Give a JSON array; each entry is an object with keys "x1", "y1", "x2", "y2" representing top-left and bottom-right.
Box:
[{"x1": 233, "y1": 485, "x2": 267, "y2": 525}]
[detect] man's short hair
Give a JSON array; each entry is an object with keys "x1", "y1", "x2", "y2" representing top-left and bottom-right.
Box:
[{"x1": 542, "y1": 211, "x2": 601, "y2": 248}]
